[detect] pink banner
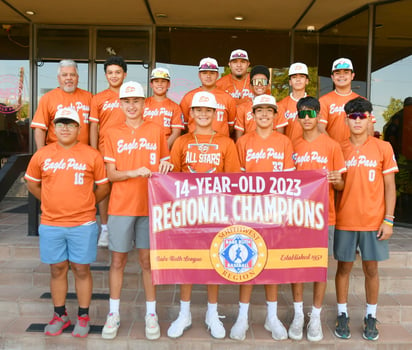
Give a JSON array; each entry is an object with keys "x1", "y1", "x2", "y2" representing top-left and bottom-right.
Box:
[{"x1": 149, "y1": 170, "x2": 329, "y2": 285}]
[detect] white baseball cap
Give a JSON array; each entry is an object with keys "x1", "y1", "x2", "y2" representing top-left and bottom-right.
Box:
[
  {"x1": 253, "y1": 94, "x2": 277, "y2": 110},
  {"x1": 289, "y1": 62, "x2": 309, "y2": 76},
  {"x1": 230, "y1": 49, "x2": 249, "y2": 61},
  {"x1": 199, "y1": 57, "x2": 219, "y2": 72},
  {"x1": 150, "y1": 67, "x2": 171, "y2": 81},
  {"x1": 119, "y1": 81, "x2": 145, "y2": 98},
  {"x1": 191, "y1": 91, "x2": 218, "y2": 109},
  {"x1": 331, "y1": 58, "x2": 354, "y2": 72},
  {"x1": 54, "y1": 108, "x2": 80, "y2": 124}
]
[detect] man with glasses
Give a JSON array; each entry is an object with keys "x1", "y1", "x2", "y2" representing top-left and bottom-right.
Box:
[
  {"x1": 25, "y1": 108, "x2": 110, "y2": 338},
  {"x1": 277, "y1": 62, "x2": 310, "y2": 143},
  {"x1": 232, "y1": 94, "x2": 294, "y2": 341},
  {"x1": 289, "y1": 96, "x2": 346, "y2": 342},
  {"x1": 180, "y1": 57, "x2": 237, "y2": 137},
  {"x1": 318, "y1": 58, "x2": 374, "y2": 142},
  {"x1": 31, "y1": 59, "x2": 92, "y2": 149},
  {"x1": 234, "y1": 65, "x2": 287, "y2": 140},
  {"x1": 89, "y1": 56, "x2": 128, "y2": 248},
  {"x1": 216, "y1": 49, "x2": 254, "y2": 105},
  {"x1": 334, "y1": 97, "x2": 397, "y2": 341}
]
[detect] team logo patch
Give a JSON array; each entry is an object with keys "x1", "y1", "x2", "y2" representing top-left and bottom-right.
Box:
[{"x1": 210, "y1": 225, "x2": 268, "y2": 282}]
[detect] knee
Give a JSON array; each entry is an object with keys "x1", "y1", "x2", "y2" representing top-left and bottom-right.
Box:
[
  {"x1": 71, "y1": 263, "x2": 90, "y2": 279},
  {"x1": 139, "y1": 255, "x2": 151, "y2": 271},
  {"x1": 363, "y1": 263, "x2": 378, "y2": 279},
  {"x1": 111, "y1": 254, "x2": 128, "y2": 271},
  {"x1": 50, "y1": 262, "x2": 69, "y2": 278},
  {"x1": 336, "y1": 262, "x2": 353, "y2": 276}
]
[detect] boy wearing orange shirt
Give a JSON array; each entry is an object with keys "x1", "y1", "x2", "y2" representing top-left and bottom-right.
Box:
[
  {"x1": 232, "y1": 94, "x2": 295, "y2": 341},
  {"x1": 216, "y1": 49, "x2": 254, "y2": 105},
  {"x1": 289, "y1": 96, "x2": 346, "y2": 342},
  {"x1": 143, "y1": 67, "x2": 184, "y2": 149},
  {"x1": 334, "y1": 97, "x2": 398, "y2": 341},
  {"x1": 277, "y1": 62, "x2": 310, "y2": 143},
  {"x1": 180, "y1": 57, "x2": 237, "y2": 137},
  {"x1": 89, "y1": 56, "x2": 128, "y2": 247},
  {"x1": 167, "y1": 91, "x2": 240, "y2": 339},
  {"x1": 25, "y1": 108, "x2": 110, "y2": 338},
  {"x1": 318, "y1": 58, "x2": 374, "y2": 142},
  {"x1": 101, "y1": 81, "x2": 173, "y2": 340},
  {"x1": 234, "y1": 65, "x2": 287, "y2": 140}
]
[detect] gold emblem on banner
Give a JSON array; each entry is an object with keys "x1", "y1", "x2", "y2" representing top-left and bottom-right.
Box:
[{"x1": 210, "y1": 225, "x2": 268, "y2": 282}]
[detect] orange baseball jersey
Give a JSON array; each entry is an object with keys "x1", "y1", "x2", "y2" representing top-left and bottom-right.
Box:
[
  {"x1": 24, "y1": 142, "x2": 108, "y2": 226},
  {"x1": 180, "y1": 87, "x2": 237, "y2": 136},
  {"x1": 236, "y1": 131, "x2": 295, "y2": 172},
  {"x1": 336, "y1": 136, "x2": 398, "y2": 231},
  {"x1": 292, "y1": 133, "x2": 347, "y2": 225},
  {"x1": 104, "y1": 121, "x2": 170, "y2": 216},
  {"x1": 170, "y1": 132, "x2": 240, "y2": 173},
  {"x1": 89, "y1": 89, "x2": 125, "y2": 153},
  {"x1": 277, "y1": 94, "x2": 305, "y2": 143},
  {"x1": 143, "y1": 97, "x2": 184, "y2": 138},
  {"x1": 234, "y1": 100, "x2": 288, "y2": 134},
  {"x1": 216, "y1": 73, "x2": 254, "y2": 105},
  {"x1": 31, "y1": 87, "x2": 92, "y2": 145}
]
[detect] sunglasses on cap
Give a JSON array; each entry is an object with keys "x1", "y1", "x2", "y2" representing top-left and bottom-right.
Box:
[
  {"x1": 232, "y1": 52, "x2": 247, "y2": 58},
  {"x1": 298, "y1": 110, "x2": 317, "y2": 119},
  {"x1": 333, "y1": 62, "x2": 351, "y2": 70},
  {"x1": 199, "y1": 63, "x2": 218, "y2": 70},
  {"x1": 251, "y1": 78, "x2": 268, "y2": 86},
  {"x1": 347, "y1": 112, "x2": 368, "y2": 120}
]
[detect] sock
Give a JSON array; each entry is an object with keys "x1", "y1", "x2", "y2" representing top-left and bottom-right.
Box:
[
  {"x1": 311, "y1": 306, "x2": 322, "y2": 318},
  {"x1": 294, "y1": 301, "x2": 304, "y2": 316},
  {"x1": 146, "y1": 300, "x2": 156, "y2": 315},
  {"x1": 266, "y1": 301, "x2": 278, "y2": 319},
  {"x1": 180, "y1": 300, "x2": 191, "y2": 316},
  {"x1": 207, "y1": 302, "x2": 218, "y2": 314},
  {"x1": 78, "y1": 307, "x2": 89, "y2": 317},
  {"x1": 54, "y1": 305, "x2": 66, "y2": 317},
  {"x1": 101, "y1": 224, "x2": 108, "y2": 230},
  {"x1": 109, "y1": 298, "x2": 120, "y2": 315},
  {"x1": 366, "y1": 304, "x2": 377, "y2": 318},
  {"x1": 238, "y1": 302, "x2": 249, "y2": 319},
  {"x1": 337, "y1": 303, "x2": 347, "y2": 316}
]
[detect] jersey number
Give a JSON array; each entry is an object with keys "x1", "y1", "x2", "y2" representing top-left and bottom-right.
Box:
[{"x1": 74, "y1": 172, "x2": 84, "y2": 185}]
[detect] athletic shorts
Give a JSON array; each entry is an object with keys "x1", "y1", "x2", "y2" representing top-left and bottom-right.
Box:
[
  {"x1": 333, "y1": 229, "x2": 389, "y2": 262},
  {"x1": 107, "y1": 215, "x2": 149, "y2": 252},
  {"x1": 39, "y1": 222, "x2": 98, "y2": 264},
  {"x1": 328, "y1": 225, "x2": 334, "y2": 256}
]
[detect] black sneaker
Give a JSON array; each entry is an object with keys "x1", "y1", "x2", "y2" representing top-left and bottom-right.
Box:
[
  {"x1": 363, "y1": 314, "x2": 379, "y2": 341},
  {"x1": 335, "y1": 312, "x2": 351, "y2": 339}
]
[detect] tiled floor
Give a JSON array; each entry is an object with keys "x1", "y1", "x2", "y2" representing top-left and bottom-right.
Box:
[{"x1": 1, "y1": 197, "x2": 412, "y2": 349}]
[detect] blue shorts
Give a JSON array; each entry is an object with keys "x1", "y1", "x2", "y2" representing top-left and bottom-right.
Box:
[
  {"x1": 333, "y1": 229, "x2": 389, "y2": 262},
  {"x1": 107, "y1": 216, "x2": 149, "y2": 252},
  {"x1": 39, "y1": 222, "x2": 98, "y2": 264}
]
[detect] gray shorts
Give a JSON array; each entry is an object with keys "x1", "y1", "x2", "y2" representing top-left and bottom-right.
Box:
[
  {"x1": 107, "y1": 215, "x2": 150, "y2": 252},
  {"x1": 328, "y1": 225, "x2": 334, "y2": 256},
  {"x1": 333, "y1": 229, "x2": 389, "y2": 262}
]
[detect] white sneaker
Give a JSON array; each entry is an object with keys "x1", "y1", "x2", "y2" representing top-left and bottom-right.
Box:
[
  {"x1": 145, "y1": 313, "x2": 160, "y2": 340},
  {"x1": 205, "y1": 310, "x2": 226, "y2": 339},
  {"x1": 230, "y1": 316, "x2": 249, "y2": 341},
  {"x1": 101, "y1": 312, "x2": 120, "y2": 339},
  {"x1": 167, "y1": 312, "x2": 192, "y2": 338},
  {"x1": 307, "y1": 313, "x2": 323, "y2": 341},
  {"x1": 264, "y1": 316, "x2": 288, "y2": 340},
  {"x1": 288, "y1": 313, "x2": 304, "y2": 340},
  {"x1": 98, "y1": 227, "x2": 109, "y2": 247}
]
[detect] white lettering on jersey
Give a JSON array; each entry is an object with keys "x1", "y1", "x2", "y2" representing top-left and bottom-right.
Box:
[
  {"x1": 246, "y1": 148, "x2": 285, "y2": 163},
  {"x1": 102, "y1": 100, "x2": 120, "y2": 111},
  {"x1": 43, "y1": 158, "x2": 87, "y2": 173}
]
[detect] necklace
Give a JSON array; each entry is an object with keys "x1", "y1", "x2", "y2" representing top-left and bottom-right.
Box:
[
  {"x1": 194, "y1": 132, "x2": 216, "y2": 153},
  {"x1": 334, "y1": 89, "x2": 353, "y2": 97}
]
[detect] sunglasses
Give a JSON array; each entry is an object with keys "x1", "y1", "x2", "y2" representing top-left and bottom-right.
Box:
[
  {"x1": 251, "y1": 78, "x2": 268, "y2": 86},
  {"x1": 298, "y1": 110, "x2": 317, "y2": 119},
  {"x1": 232, "y1": 52, "x2": 247, "y2": 58},
  {"x1": 55, "y1": 122, "x2": 78, "y2": 130},
  {"x1": 347, "y1": 112, "x2": 368, "y2": 120},
  {"x1": 333, "y1": 62, "x2": 351, "y2": 70},
  {"x1": 199, "y1": 63, "x2": 218, "y2": 71}
]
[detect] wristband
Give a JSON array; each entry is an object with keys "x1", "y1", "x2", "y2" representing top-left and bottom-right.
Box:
[
  {"x1": 385, "y1": 214, "x2": 395, "y2": 219},
  {"x1": 383, "y1": 218, "x2": 393, "y2": 226}
]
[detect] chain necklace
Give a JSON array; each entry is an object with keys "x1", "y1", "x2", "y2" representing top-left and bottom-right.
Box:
[{"x1": 193, "y1": 132, "x2": 216, "y2": 153}]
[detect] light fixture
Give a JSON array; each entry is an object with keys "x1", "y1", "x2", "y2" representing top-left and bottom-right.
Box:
[
  {"x1": 156, "y1": 13, "x2": 168, "y2": 18},
  {"x1": 234, "y1": 16, "x2": 244, "y2": 21},
  {"x1": 306, "y1": 25, "x2": 315, "y2": 32},
  {"x1": 25, "y1": 10, "x2": 36, "y2": 16}
]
